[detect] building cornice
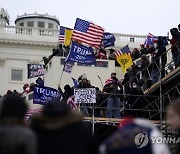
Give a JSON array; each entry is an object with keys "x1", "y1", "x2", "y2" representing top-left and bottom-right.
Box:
[{"x1": 0, "y1": 40, "x2": 57, "y2": 48}]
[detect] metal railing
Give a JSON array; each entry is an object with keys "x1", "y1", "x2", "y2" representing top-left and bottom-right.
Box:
[{"x1": 77, "y1": 87, "x2": 180, "y2": 120}]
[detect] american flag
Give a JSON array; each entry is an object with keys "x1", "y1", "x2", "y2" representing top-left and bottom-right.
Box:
[
  {"x1": 114, "y1": 45, "x2": 131, "y2": 58},
  {"x1": 67, "y1": 96, "x2": 78, "y2": 111},
  {"x1": 144, "y1": 33, "x2": 158, "y2": 46},
  {"x1": 72, "y1": 18, "x2": 104, "y2": 48},
  {"x1": 59, "y1": 26, "x2": 66, "y2": 44}
]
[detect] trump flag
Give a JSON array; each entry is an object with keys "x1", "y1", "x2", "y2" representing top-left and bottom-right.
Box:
[
  {"x1": 33, "y1": 85, "x2": 60, "y2": 104},
  {"x1": 102, "y1": 32, "x2": 116, "y2": 48},
  {"x1": 65, "y1": 41, "x2": 96, "y2": 65}
]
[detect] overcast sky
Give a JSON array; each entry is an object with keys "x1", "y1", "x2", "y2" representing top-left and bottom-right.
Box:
[{"x1": 1, "y1": 0, "x2": 180, "y2": 36}]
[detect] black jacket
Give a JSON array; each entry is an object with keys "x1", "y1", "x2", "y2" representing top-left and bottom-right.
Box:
[
  {"x1": 174, "y1": 133, "x2": 180, "y2": 154},
  {"x1": 122, "y1": 73, "x2": 130, "y2": 94},
  {"x1": 141, "y1": 60, "x2": 151, "y2": 77},
  {"x1": 31, "y1": 111, "x2": 99, "y2": 154},
  {"x1": 61, "y1": 89, "x2": 74, "y2": 101},
  {"x1": 152, "y1": 46, "x2": 167, "y2": 70},
  {"x1": 0, "y1": 118, "x2": 37, "y2": 154},
  {"x1": 103, "y1": 78, "x2": 123, "y2": 100}
]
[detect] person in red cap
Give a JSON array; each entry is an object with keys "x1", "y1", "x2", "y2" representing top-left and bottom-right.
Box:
[{"x1": 22, "y1": 83, "x2": 30, "y2": 94}]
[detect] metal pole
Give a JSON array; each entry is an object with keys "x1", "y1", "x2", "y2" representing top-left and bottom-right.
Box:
[
  {"x1": 92, "y1": 103, "x2": 95, "y2": 135},
  {"x1": 122, "y1": 85, "x2": 125, "y2": 118},
  {"x1": 97, "y1": 75, "x2": 103, "y2": 89},
  {"x1": 159, "y1": 56, "x2": 163, "y2": 129},
  {"x1": 58, "y1": 64, "x2": 65, "y2": 86}
]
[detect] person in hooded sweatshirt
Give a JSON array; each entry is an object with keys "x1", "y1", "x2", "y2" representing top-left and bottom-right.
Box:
[
  {"x1": 167, "y1": 99, "x2": 180, "y2": 154},
  {"x1": 0, "y1": 94, "x2": 37, "y2": 154},
  {"x1": 99, "y1": 118, "x2": 170, "y2": 154},
  {"x1": 31, "y1": 99, "x2": 99, "y2": 154}
]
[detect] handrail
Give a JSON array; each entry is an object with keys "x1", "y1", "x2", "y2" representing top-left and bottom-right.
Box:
[{"x1": 123, "y1": 39, "x2": 180, "y2": 90}]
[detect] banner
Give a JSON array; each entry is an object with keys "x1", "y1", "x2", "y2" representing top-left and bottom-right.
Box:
[
  {"x1": 65, "y1": 41, "x2": 96, "y2": 65},
  {"x1": 71, "y1": 77, "x2": 79, "y2": 88},
  {"x1": 74, "y1": 88, "x2": 96, "y2": 104},
  {"x1": 33, "y1": 85, "x2": 60, "y2": 104},
  {"x1": 64, "y1": 29, "x2": 73, "y2": 47},
  {"x1": 115, "y1": 45, "x2": 133, "y2": 73},
  {"x1": 102, "y1": 32, "x2": 116, "y2": 48},
  {"x1": 144, "y1": 33, "x2": 158, "y2": 46},
  {"x1": 63, "y1": 62, "x2": 74, "y2": 73},
  {"x1": 27, "y1": 64, "x2": 45, "y2": 79},
  {"x1": 116, "y1": 54, "x2": 133, "y2": 73}
]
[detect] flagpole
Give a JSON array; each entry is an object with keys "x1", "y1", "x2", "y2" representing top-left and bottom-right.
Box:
[
  {"x1": 92, "y1": 103, "x2": 95, "y2": 135},
  {"x1": 97, "y1": 75, "x2": 103, "y2": 89},
  {"x1": 58, "y1": 41, "x2": 71, "y2": 87},
  {"x1": 58, "y1": 63, "x2": 65, "y2": 86}
]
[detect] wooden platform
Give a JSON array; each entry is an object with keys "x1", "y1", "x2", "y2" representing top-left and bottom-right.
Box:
[
  {"x1": 145, "y1": 66, "x2": 180, "y2": 95},
  {"x1": 83, "y1": 117, "x2": 160, "y2": 124}
]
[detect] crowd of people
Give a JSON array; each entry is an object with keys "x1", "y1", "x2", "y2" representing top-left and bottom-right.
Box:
[
  {"x1": 2, "y1": 25, "x2": 180, "y2": 119},
  {"x1": 41, "y1": 25, "x2": 180, "y2": 97},
  {"x1": 1, "y1": 24, "x2": 180, "y2": 154},
  {"x1": 0, "y1": 93, "x2": 180, "y2": 154},
  {"x1": 2, "y1": 77, "x2": 44, "y2": 97}
]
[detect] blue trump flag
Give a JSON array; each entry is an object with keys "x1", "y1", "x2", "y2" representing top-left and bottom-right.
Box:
[
  {"x1": 65, "y1": 41, "x2": 96, "y2": 65},
  {"x1": 71, "y1": 77, "x2": 79, "y2": 88},
  {"x1": 102, "y1": 32, "x2": 116, "y2": 48},
  {"x1": 33, "y1": 85, "x2": 60, "y2": 104}
]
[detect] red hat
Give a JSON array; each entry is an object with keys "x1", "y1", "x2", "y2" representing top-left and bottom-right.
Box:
[{"x1": 153, "y1": 40, "x2": 158, "y2": 43}]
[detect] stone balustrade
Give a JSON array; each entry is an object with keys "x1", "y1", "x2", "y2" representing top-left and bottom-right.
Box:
[
  {"x1": 0, "y1": 25, "x2": 146, "y2": 41},
  {"x1": 114, "y1": 33, "x2": 146, "y2": 44},
  {"x1": 1, "y1": 25, "x2": 58, "y2": 37},
  {"x1": 0, "y1": 25, "x2": 147, "y2": 49}
]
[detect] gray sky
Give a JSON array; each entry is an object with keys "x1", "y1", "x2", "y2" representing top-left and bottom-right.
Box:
[{"x1": 1, "y1": 0, "x2": 180, "y2": 36}]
